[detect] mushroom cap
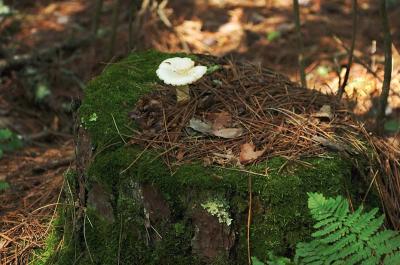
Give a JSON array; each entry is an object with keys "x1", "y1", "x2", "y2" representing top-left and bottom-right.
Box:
[{"x1": 156, "y1": 57, "x2": 207, "y2": 86}]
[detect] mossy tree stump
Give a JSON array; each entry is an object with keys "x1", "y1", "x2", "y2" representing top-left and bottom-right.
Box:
[{"x1": 56, "y1": 51, "x2": 372, "y2": 265}]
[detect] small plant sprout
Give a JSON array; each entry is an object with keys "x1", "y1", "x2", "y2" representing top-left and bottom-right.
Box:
[{"x1": 156, "y1": 57, "x2": 207, "y2": 102}]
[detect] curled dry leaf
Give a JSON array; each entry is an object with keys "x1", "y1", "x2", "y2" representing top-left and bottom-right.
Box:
[
  {"x1": 313, "y1": 105, "x2": 333, "y2": 120},
  {"x1": 239, "y1": 142, "x2": 266, "y2": 164},
  {"x1": 189, "y1": 118, "x2": 213, "y2": 134},
  {"x1": 213, "y1": 128, "x2": 243, "y2": 139},
  {"x1": 188, "y1": 117, "x2": 243, "y2": 139}
]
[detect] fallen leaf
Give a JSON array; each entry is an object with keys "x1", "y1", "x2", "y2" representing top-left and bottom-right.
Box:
[
  {"x1": 188, "y1": 118, "x2": 212, "y2": 135},
  {"x1": 313, "y1": 105, "x2": 333, "y2": 120},
  {"x1": 188, "y1": 117, "x2": 242, "y2": 138},
  {"x1": 213, "y1": 128, "x2": 243, "y2": 139},
  {"x1": 392, "y1": 44, "x2": 400, "y2": 75},
  {"x1": 239, "y1": 143, "x2": 266, "y2": 164}
]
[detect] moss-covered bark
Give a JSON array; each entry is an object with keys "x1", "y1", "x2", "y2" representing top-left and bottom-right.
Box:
[{"x1": 36, "y1": 51, "x2": 373, "y2": 265}]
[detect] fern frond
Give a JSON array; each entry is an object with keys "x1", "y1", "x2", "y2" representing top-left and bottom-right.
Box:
[
  {"x1": 359, "y1": 214, "x2": 384, "y2": 241},
  {"x1": 351, "y1": 208, "x2": 379, "y2": 233},
  {"x1": 384, "y1": 251, "x2": 400, "y2": 265},
  {"x1": 344, "y1": 206, "x2": 363, "y2": 227},
  {"x1": 320, "y1": 233, "x2": 355, "y2": 256},
  {"x1": 311, "y1": 222, "x2": 342, "y2": 238},
  {"x1": 294, "y1": 193, "x2": 400, "y2": 265},
  {"x1": 313, "y1": 216, "x2": 337, "y2": 229}
]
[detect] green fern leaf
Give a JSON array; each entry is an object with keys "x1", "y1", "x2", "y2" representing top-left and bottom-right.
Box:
[
  {"x1": 320, "y1": 226, "x2": 349, "y2": 244},
  {"x1": 363, "y1": 255, "x2": 380, "y2": 265},
  {"x1": 352, "y1": 208, "x2": 379, "y2": 233},
  {"x1": 359, "y1": 214, "x2": 384, "y2": 241},
  {"x1": 344, "y1": 206, "x2": 363, "y2": 227},
  {"x1": 384, "y1": 251, "x2": 400, "y2": 265},
  {"x1": 314, "y1": 216, "x2": 337, "y2": 229},
  {"x1": 321, "y1": 233, "x2": 355, "y2": 256},
  {"x1": 295, "y1": 193, "x2": 400, "y2": 265},
  {"x1": 301, "y1": 254, "x2": 322, "y2": 264},
  {"x1": 345, "y1": 245, "x2": 370, "y2": 265},
  {"x1": 307, "y1": 192, "x2": 326, "y2": 210},
  {"x1": 369, "y1": 230, "x2": 397, "y2": 251},
  {"x1": 312, "y1": 222, "x2": 342, "y2": 238},
  {"x1": 333, "y1": 199, "x2": 349, "y2": 220}
]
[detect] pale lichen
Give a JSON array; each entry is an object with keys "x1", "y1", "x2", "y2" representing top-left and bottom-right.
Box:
[
  {"x1": 201, "y1": 199, "x2": 233, "y2": 226},
  {"x1": 81, "y1": 113, "x2": 98, "y2": 129}
]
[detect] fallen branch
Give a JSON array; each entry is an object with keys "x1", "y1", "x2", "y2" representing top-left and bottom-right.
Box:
[{"x1": 0, "y1": 36, "x2": 93, "y2": 74}]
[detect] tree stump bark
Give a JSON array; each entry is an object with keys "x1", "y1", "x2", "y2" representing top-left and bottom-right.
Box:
[{"x1": 52, "y1": 51, "x2": 374, "y2": 265}]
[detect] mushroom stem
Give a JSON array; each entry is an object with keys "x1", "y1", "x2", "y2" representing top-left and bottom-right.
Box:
[{"x1": 176, "y1": 85, "x2": 190, "y2": 103}]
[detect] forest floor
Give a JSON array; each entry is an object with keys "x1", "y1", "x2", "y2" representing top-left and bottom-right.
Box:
[{"x1": 0, "y1": 0, "x2": 399, "y2": 263}]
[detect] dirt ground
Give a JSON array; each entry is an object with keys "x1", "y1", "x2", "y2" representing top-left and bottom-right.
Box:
[{"x1": 1, "y1": 0, "x2": 400, "y2": 263}]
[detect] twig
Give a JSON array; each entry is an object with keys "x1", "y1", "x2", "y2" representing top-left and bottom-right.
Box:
[
  {"x1": 292, "y1": 0, "x2": 307, "y2": 87},
  {"x1": 247, "y1": 174, "x2": 252, "y2": 265},
  {"x1": 111, "y1": 114, "x2": 127, "y2": 144},
  {"x1": 83, "y1": 213, "x2": 94, "y2": 263},
  {"x1": 376, "y1": 0, "x2": 393, "y2": 134},
  {"x1": 214, "y1": 165, "x2": 269, "y2": 177},
  {"x1": 337, "y1": 0, "x2": 358, "y2": 100}
]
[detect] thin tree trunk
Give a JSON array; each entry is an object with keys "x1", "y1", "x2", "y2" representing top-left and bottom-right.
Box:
[
  {"x1": 92, "y1": 0, "x2": 104, "y2": 36},
  {"x1": 293, "y1": 0, "x2": 307, "y2": 87},
  {"x1": 128, "y1": 0, "x2": 138, "y2": 51},
  {"x1": 337, "y1": 0, "x2": 357, "y2": 100},
  {"x1": 109, "y1": 0, "x2": 123, "y2": 58},
  {"x1": 376, "y1": 0, "x2": 392, "y2": 133}
]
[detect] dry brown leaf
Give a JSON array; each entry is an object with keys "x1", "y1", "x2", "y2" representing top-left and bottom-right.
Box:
[
  {"x1": 392, "y1": 44, "x2": 400, "y2": 75},
  {"x1": 188, "y1": 118, "x2": 212, "y2": 134},
  {"x1": 188, "y1": 118, "x2": 242, "y2": 138},
  {"x1": 239, "y1": 142, "x2": 266, "y2": 164},
  {"x1": 212, "y1": 128, "x2": 243, "y2": 138},
  {"x1": 313, "y1": 105, "x2": 333, "y2": 120}
]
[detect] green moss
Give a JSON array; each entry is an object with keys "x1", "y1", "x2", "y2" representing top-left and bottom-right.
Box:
[{"x1": 30, "y1": 226, "x2": 61, "y2": 265}]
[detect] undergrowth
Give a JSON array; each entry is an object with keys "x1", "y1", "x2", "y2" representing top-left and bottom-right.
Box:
[{"x1": 254, "y1": 193, "x2": 400, "y2": 265}]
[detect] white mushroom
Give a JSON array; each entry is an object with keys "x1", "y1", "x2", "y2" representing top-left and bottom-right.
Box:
[{"x1": 156, "y1": 57, "x2": 207, "y2": 102}]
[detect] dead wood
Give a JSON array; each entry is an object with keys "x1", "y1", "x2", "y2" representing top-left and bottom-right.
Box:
[{"x1": 0, "y1": 36, "x2": 93, "y2": 75}]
